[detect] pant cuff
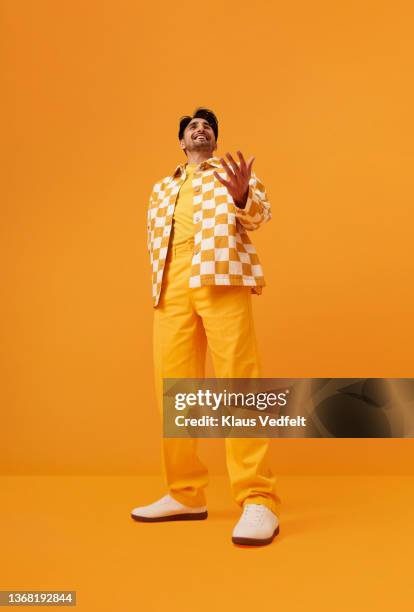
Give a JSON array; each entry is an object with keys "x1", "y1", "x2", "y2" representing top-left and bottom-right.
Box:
[
  {"x1": 169, "y1": 490, "x2": 207, "y2": 508},
  {"x1": 242, "y1": 495, "x2": 281, "y2": 516}
]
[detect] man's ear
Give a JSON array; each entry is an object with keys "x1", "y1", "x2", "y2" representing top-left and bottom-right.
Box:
[{"x1": 179, "y1": 139, "x2": 185, "y2": 150}]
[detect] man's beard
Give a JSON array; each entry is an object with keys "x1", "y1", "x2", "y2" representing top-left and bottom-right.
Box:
[{"x1": 190, "y1": 138, "x2": 213, "y2": 151}]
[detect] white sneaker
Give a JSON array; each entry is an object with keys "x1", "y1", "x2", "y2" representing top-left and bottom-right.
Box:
[
  {"x1": 232, "y1": 504, "x2": 279, "y2": 546},
  {"x1": 131, "y1": 494, "x2": 208, "y2": 522}
]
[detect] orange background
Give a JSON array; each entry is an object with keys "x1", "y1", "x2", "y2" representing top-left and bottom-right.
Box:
[{"x1": 2, "y1": 0, "x2": 414, "y2": 475}]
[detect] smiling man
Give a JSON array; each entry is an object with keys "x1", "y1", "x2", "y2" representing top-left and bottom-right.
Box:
[{"x1": 131, "y1": 108, "x2": 281, "y2": 546}]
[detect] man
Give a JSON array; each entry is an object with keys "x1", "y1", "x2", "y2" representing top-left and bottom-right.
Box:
[{"x1": 131, "y1": 108, "x2": 281, "y2": 546}]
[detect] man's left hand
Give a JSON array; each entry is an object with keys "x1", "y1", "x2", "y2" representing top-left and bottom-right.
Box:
[{"x1": 214, "y1": 151, "x2": 255, "y2": 209}]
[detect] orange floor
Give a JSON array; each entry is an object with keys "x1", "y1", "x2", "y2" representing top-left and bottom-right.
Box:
[{"x1": 1, "y1": 474, "x2": 413, "y2": 611}]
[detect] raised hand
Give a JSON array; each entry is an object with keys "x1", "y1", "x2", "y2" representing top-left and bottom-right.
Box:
[{"x1": 213, "y1": 150, "x2": 255, "y2": 208}]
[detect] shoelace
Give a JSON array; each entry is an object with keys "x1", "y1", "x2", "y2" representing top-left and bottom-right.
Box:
[
  {"x1": 240, "y1": 505, "x2": 267, "y2": 526},
  {"x1": 159, "y1": 495, "x2": 173, "y2": 504}
]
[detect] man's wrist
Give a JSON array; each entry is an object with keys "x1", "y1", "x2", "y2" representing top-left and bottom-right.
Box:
[{"x1": 234, "y1": 190, "x2": 248, "y2": 209}]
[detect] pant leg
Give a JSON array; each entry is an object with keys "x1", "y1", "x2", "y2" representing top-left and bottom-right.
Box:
[
  {"x1": 192, "y1": 283, "x2": 281, "y2": 514},
  {"x1": 153, "y1": 243, "x2": 208, "y2": 507}
]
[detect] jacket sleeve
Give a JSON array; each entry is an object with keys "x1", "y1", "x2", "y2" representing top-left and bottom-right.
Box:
[
  {"x1": 146, "y1": 201, "x2": 151, "y2": 254},
  {"x1": 146, "y1": 182, "x2": 161, "y2": 256},
  {"x1": 234, "y1": 172, "x2": 271, "y2": 231}
]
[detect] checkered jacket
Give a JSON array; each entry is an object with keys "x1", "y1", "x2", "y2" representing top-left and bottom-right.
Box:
[{"x1": 147, "y1": 156, "x2": 271, "y2": 307}]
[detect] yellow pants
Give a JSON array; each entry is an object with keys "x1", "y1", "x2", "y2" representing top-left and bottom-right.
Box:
[{"x1": 153, "y1": 238, "x2": 280, "y2": 514}]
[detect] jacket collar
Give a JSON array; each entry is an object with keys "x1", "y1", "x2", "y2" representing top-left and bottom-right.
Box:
[{"x1": 172, "y1": 156, "x2": 222, "y2": 180}]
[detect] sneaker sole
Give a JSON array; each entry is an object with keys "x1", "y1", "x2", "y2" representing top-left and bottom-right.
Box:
[
  {"x1": 131, "y1": 510, "x2": 208, "y2": 523},
  {"x1": 232, "y1": 524, "x2": 280, "y2": 546}
]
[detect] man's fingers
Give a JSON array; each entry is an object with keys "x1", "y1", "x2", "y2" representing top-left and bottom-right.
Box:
[
  {"x1": 247, "y1": 156, "x2": 255, "y2": 176},
  {"x1": 226, "y1": 152, "x2": 240, "y2": 175},
  {"x1": 237, "y1": 150, "x2": 248, "y2": 174},
  {"x1": 219, "y1": 157, "x2": 235, "y2": 180},
  {"x1": 214, "y1": 171, "x2": 230, "y2": 188}
]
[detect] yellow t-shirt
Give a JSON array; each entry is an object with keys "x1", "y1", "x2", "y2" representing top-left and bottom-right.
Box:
[{"x1": 171, "y1": 163, "x2": 198, "y2": 245}]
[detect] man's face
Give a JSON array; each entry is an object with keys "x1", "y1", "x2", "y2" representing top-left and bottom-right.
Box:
[{"x1": 180, "y1": 118, "x2": 217, "y2": 155}]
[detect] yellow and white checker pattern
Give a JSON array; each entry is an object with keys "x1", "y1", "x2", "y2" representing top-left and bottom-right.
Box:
[{"x1": 147, "y1": 156, "x2": 271, "y2": 307}]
